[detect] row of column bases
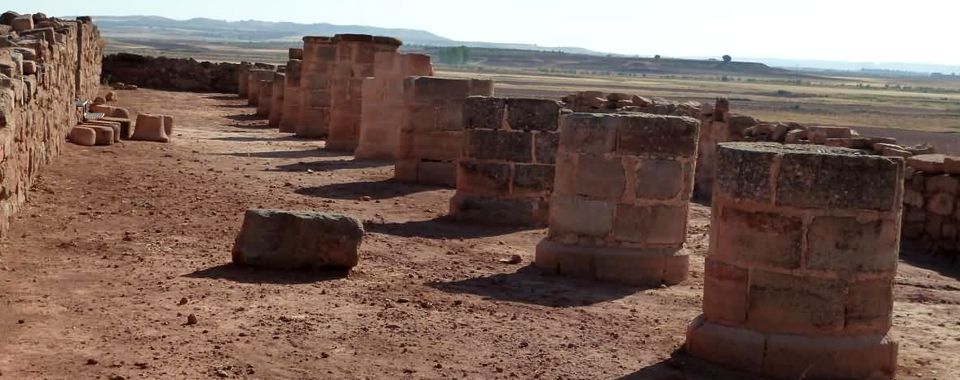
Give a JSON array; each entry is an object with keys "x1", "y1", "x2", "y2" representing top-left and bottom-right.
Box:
[{"x1": 238, "y1": 45, "x2": 903, "y2": 377}]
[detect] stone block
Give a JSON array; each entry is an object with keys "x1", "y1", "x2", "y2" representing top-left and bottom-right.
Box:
[
  {"x1": 457, "y1": 161, "x2": 511, "y2": 194},
  {"x1": 512, "y1": 164, "x2": 554, "y2": 195},
  {"x1": 534, "y1": 132, "x2": 559, "y2": 164},
  {"x1": 450, "y1": 194, "x2": 543, "y2": 227},
  {"x1": 505, "y1": 98, "x2": 561, "y2": 131},
  {"x1": 86, "y1": 125, "x2": 115, "y2": 146},
  {"x1": 612, "y1": 204, "x2": 687, "y2": 246},
  {"x1": 68, "y1": 126, "x2": 96, "y2": 146},
  {"x1": 906, "y1": 154, "x2": 945, "y2": 174},
  {"x1": 132, "y1": 114, "x2": 169, "y2": 143},
  {"x1": 232, "y1": 209, "x2": 363, "y2": 269},
  {"x1": 703, "y1": 259, "x2": 749, "y2": 324},
  {"x1": 713, "y1": 206, "x2": 802, "y2": 269},
  {"x1": 925, "y1": 174, "x2": 959, "y2": 194},
  {"x1": 464, "y1": 129, "x2": 533, "y2": 162},
  {"x1": 463, "y1": 96, "x2": 505, "y2": 130},
  {"x1": 549, "y1": 196, "x2": 614, "y2": 238},
  {"x1": 11, "y1": 15, "x2": 33, "y2": 33},
  {"x1": 926, "y1": 192, "x2": 955, "y2": 216},
  {"x1": 617, "y1": 113, "x2": 700, "y2": 158},
  {"x1": 418, "y1": 161, "x2": 457, "y2": 187},
  {"x1": 715, "y1": 142, "x2": 778, "y2": 202},
  {"x1": 686, "y1": 318, "x2": 766, "y2": 372},
  {"x1": 747, "y1": 270, "x2": 846, "y2": 335},
  {"x1": 943, "y1": 156, "x2": 960, "y2": 174},
  {"x1": 574, "y1": 154, "x2": 625, "y2": 199},
  {"x1": 634, "y1": 159, "x2": 684, "y2": 200},
  {"x1": 845, "y1": 278, "x2": 894, "y2": 335},
  {"x1": 806, "y1": 216, "x2": 899, "y2": 273},
  {"x1": 762, "y1": 333, "x2": 897, "y2": 380},
  {"x1": 559, "y1": 113, "x2": 617, "y2": 154},
  {"x1": 776, "y1": 146, "x2": 902, "y2": 211}
]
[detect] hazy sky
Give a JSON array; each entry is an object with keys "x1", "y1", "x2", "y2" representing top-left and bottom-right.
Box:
[{"x1": 9, "y1": 0, "x2": 959, "y2": 65}]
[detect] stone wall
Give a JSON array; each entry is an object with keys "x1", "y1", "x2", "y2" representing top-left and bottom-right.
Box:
[
  {"x1": 901, "y1": 154, "x2": 960, "y2": 256},
  {"x1": 102, "y1": 53, "x2": 239, "y2": 93},
  {"x1": 450, "y1": 96, "x2": 561, "y2": 226},
  {"x1": 0, "y1": 12, "x2": 103, "y2": 237}
]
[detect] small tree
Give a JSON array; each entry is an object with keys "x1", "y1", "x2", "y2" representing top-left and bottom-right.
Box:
[
  {"x1": 722, "y1": 54, "x2": 732, "y2": 63},
  {"x1": 654, "y1": 54, "x2": 661, "y2": 60}
]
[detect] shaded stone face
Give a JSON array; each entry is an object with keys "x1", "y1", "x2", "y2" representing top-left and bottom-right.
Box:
[
  {"x1": 451, "y1": 96, "x2": 562, "y2": 227},
  {"x1": 536, "y1": 112, "x2": 700, "y2": 287},
  {"x1": 688, "y1": 141, "x2": 903, "y2": 380},
  {"x1": 232, "y1": 209, "x2": 364, "y2": 270}
]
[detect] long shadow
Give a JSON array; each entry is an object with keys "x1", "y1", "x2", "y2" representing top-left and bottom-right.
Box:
[
  {"x1": 900, "y1": 242, "x2": 960, "y2": 280},
  {"x1": 225, "y1": 113, "x2": 265, "y2": 122},
  {"x1": 209, "y1": 135, "x2": 305, "y2": 143},
  {"x1": 221, "y1": 148, "x2": 349, "y2": 160},
  {"x1": 204, "y1": 95, "x2": 243, "y2": 101},
  {"x1": 185, "y1": 263, "x2": 348, "y2": 285},
  {"x1": 427, "y1": 265, "x2": 643, "y2": 307},
  {"x1": 274, "y1": 158, "x2": 388, "y2": 172},
  {"x1": 615, "y1": 352, "x2": 766, "y2": 380},
  {"x1": 296, "y1": 179, "x2": 433, "y2": 200},
  {"x1": 217, "y1": 103, "x2": 253, "y2": 109},
  {"x1": 366, "y1": 215, "x2": 533, "y2": 239}
]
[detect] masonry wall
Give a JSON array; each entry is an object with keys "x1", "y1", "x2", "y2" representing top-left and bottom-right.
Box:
[
  {"x1": 0, "y1": 14, "x2": 103, "y2": 237},
  {"x1": 899, "y1": 154, "x2": 960, "y2": 257},
  {"x1": 103, "y1": 53, "x2": 240, "y2": 93}
]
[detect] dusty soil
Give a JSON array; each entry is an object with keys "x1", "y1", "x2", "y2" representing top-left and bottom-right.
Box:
[{"x1": 0, "y1": 89, "x2": 958, "y2": 380}]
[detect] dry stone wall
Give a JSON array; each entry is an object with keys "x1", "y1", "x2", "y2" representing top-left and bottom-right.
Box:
[
  {"x1": 0, "y1": 12, "x2": 103, "y2": 237},
  {"x1": 102, "y1": 53, "x2": 240, "y2": 93},
  {"x1": 901, "y1": 154, "x2": 960, "y2": 257}
]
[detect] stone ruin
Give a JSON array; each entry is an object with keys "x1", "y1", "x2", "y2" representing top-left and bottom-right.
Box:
[
  {"x1": 536, "y1": 113, "x2": 700, "y2": 286},
  {"x1": 688, "y1": 142, "x2": 902, "y2": 379},
  {"x1": 0, "y1": 11, "x2": 103, "y2": 236},
  {"x1": 450, "y1": 97, "x2": 561, "y2": 226},
  {"x1": 102, "y1": 53, "x2": 241, "y2": 93}
]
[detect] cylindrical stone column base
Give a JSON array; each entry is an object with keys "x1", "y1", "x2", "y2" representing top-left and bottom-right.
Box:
[{"x1": 686, "y1": 142, "x2": 904, "y2": 380}]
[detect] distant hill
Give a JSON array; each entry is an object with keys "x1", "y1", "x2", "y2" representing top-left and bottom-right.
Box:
[{"x1": 90, "y1": 16, "x2": 600, "y2": 54}]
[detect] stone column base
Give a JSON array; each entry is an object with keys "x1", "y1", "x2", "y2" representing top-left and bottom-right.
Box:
[
  {"x1": 449, "y1": 193, "x2": 548, "y2": 227},
  {"x1": 686, "y1": 316, "x2": 897, "y2": 380},
  {"x1": 534, "y1": 239, "x2": 688, "y2": 286},
  {"x1": 325, "y1": 139, "x2": 358, "y2": 153}
]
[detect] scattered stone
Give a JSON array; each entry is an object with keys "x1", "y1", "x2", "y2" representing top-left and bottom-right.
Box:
[
  {"x1": 186, "y1": 314, "x2": 198, "y2": 325},
  {"x1": 86, "y1": 358, "x2": 98, "y2": 365},
  {"x1": 232, "y1": 209, "x2": 364, "y2": 270},
  {"x1": 498, "y1": 255, "x2": 522, "y2": 264}
]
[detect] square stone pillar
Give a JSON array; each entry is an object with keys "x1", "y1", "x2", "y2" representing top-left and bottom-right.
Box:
[
  {"x1": 296, "y1": 36, "x2": 335, "y2": 138},
  {"x1": 279, "y1": 55, "x2": 302, "y2": 133},
  {"x1": 256, "y1": 79, "x2": 273, "y2": 117},
  {"x1": 269, "y1": 72, "x2": 285, "y2": 128},
  {"x1": 535, "y1": 112, "x2": 700, "y2": 286},
  {"x1": 686, "y1": 142, "x2": 903, "y2": 380},
  {"x1": 246, "y1": 69, "x2": 274, "y2": 107},
  {"x1": 450, "y1": 97, "x2": 561, "y2": 226},
  {"x1": 394, "y1": 77, "x2": 494, "y2": 186}
]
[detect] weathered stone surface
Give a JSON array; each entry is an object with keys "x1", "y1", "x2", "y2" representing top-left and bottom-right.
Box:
[
  {"x1": 132, "y1": 114, "x2": 170, "y2": 143},
  {"x1": 906, "y1": 154, "x2": 945, "y2": 173},
  {"x1": 463, "y1": 96, "x2": 505, "y2": 130},
  {"x1": 232, "y1": 209, "x2": 364, "y2": 270},
  {"x1": 505, "y1": 98, "x2": 561, "y2": 131},
  {"x1": 69, "y1": 126, "x2": 97, "y2": 146}
]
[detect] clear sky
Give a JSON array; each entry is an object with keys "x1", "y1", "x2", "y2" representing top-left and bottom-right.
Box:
[{"x1": 7, "y1": 0, "x2": 959, "y2": 65}]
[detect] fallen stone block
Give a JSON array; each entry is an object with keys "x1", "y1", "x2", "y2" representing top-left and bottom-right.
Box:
[
  {"x1": 131, "y1": 113, "x2": 169, "y2": 143},
  {"x1": 105, "y1": 91, "x2": 117, "y2": 102},
  {"x1": 100, "y1": 116, "x2": 133, "y2": 139},
  {"x1": 85, "y1": 120, "x2": 122, "y2": 143},
  {"x1": 11, "y1": 14, "x2": 33, "y2": 33},
  {"x1": 906, "y1": 154, "x2": 945, "y2": 174},
  {"x1": 83, "y1": 124, "x2": 115, "y2": 145},
  {"x1": 68, "y1": 126, "x2": 96, "y2": 146},
  {"x1": 232, "y1": 209, "x2": 364, "y2": 270}
]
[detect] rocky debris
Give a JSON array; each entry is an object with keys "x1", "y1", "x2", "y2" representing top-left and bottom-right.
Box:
[
  {"x1": 232, "y1": 209, "x2": 364, "y2": 270},
  {"x1": 103, "y1": 53, "x2": 240, "y2": 93}
]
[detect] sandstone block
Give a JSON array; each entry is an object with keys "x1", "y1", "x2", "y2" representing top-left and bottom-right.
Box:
[
  {"x1": 714, "y1": 143, "x2": 777, "y2": 202},
  {"x1": 132, "y1": 114, "x2": 170, "y2": 143},
  {"x1": 533, "y1": 132, "x2": 559, "y2": 164},
  {"x1": 617, "y1": 113, "x2": 700, "y2": 158},
  {"x1": 703, "y1": 259, "x2": 749, "y2": 324},
  {"x1": 11, "y1": 15, "x2": 33, "y2": 33},
  {"x1": 573, "y1": 154, "x2": 625, "y2": 199},
  {"x1": 505, "y1": 98, "x2": 561, "y2": 131},
  {"x1": 686, "y1": 318, "x2": 766, "y2": 371},
  {"x1": 449, "y1": 195, "x2": 543, "y2": 227},
  {"x1": 68, "y1": 126, "x2": 97, "y2": 146},
  {"x1": 845, "y1": 278, "x2": 894, "y2": 334},
  {"x1": 232, "y1": 209, "x2": 363, "y2": 270},
  {"x1": 612, "y1": 204, "x2": 687, "y2": 246},
  {"x1": 463, "y1": 96, "x2": 506, "y2": 130},
  {"x1": 943, "y1": 156, "x2": 960, "y2": 174},
  {"x1": 747, "y1": 270, "x2": 846, "y2": 335},
  {"x1": 925, "y1": 174, "x2": 959, "y2": 194},
  {"x1": 549, "y1": 196, "x2": 614, "y2": 238},
  {"x1": 464, "y1": 129, "x2": 533, "y2": 162},
  {"x1": 558, "y1": 114, "x2": 618, "y2": 154},
  {"x1": 457, "y1": 161, "x2": 511, "y2": 195},
  {"x1": 762, "y1": 333, "x2": 897, "y2": 380},
  {"x1": 512, "y1": 164, "x2": 554, "y2": 195},
  {"x1": 776, "y1": 145, "x2": 902, "y2": 211},
  {"x1": 634, "y1": 159, "x2": 684, "y2": 200},
  {"x1": 713, "y1": 206, "x2": 802, "y2": 269},
  {"x1": 926, "y1": 192, "x2": 955, "y2": 216},
  {"x1": 806, "y1": 216, "x2": 899, "y2": 273},
  {"x1": 906, "y1": 154, "x2": 945, "y2": 174}
]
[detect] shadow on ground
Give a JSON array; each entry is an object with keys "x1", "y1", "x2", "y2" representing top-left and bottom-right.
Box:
[
  {"x1": 296, "y1": 179, "x2": 434, "y2": 200},
  {"x1": 274, "y1": 158, "x2": 389, "y2": 172},
  {"x1": 614, "y1": 352, "x2": 766, "y2": 380},
  {"x1": 204, "y1": 94, "x2": 244, "y2": 101},
  {"x1": 900, "y1": 243, "x2": 960, "y2": 281},
  {"x1": 208, "y1": 136, "x2": 304, "y2": 143},
  {"x1": 185, "y1": 264, "x2": 348, "y2": 284},
  {"x1": 428, "y1": 265, "x2": 644, "y2": 307},
  {"x1": 221, "y1": 148, "x2": 339, "y2": 160},
  {"x1": 366, "y1": 215, "x2": 534, "y2": 239}
]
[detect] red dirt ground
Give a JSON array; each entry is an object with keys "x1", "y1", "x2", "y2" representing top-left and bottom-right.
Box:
[{"x1": 0, "y1": 88, "x2": 958, "y2": 380}]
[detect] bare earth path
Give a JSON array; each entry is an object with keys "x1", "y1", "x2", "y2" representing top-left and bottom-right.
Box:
[{"x1": 0, "y1": 89, "x2": 958, "y2": 380}]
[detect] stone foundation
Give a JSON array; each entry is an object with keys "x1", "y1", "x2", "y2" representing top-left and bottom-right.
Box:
[
  {"x1": 450, "y1": 96, "x2": 561, "y2": 226},
  {"x1": 535, "y1": 112, "x2": 700, "y2": 286},
  {"x1": 686, "y1": 142, "x2": 903, "y2": 380},
  {"x1": 0, "y1": 13, "x2": 103, "y2": 237},
  {"x1": 102, "y1": 53, "x2": 242, "y2": 93},
  {"x1": 394, "y1": 77, "x2": 493, "y2": 186}
]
